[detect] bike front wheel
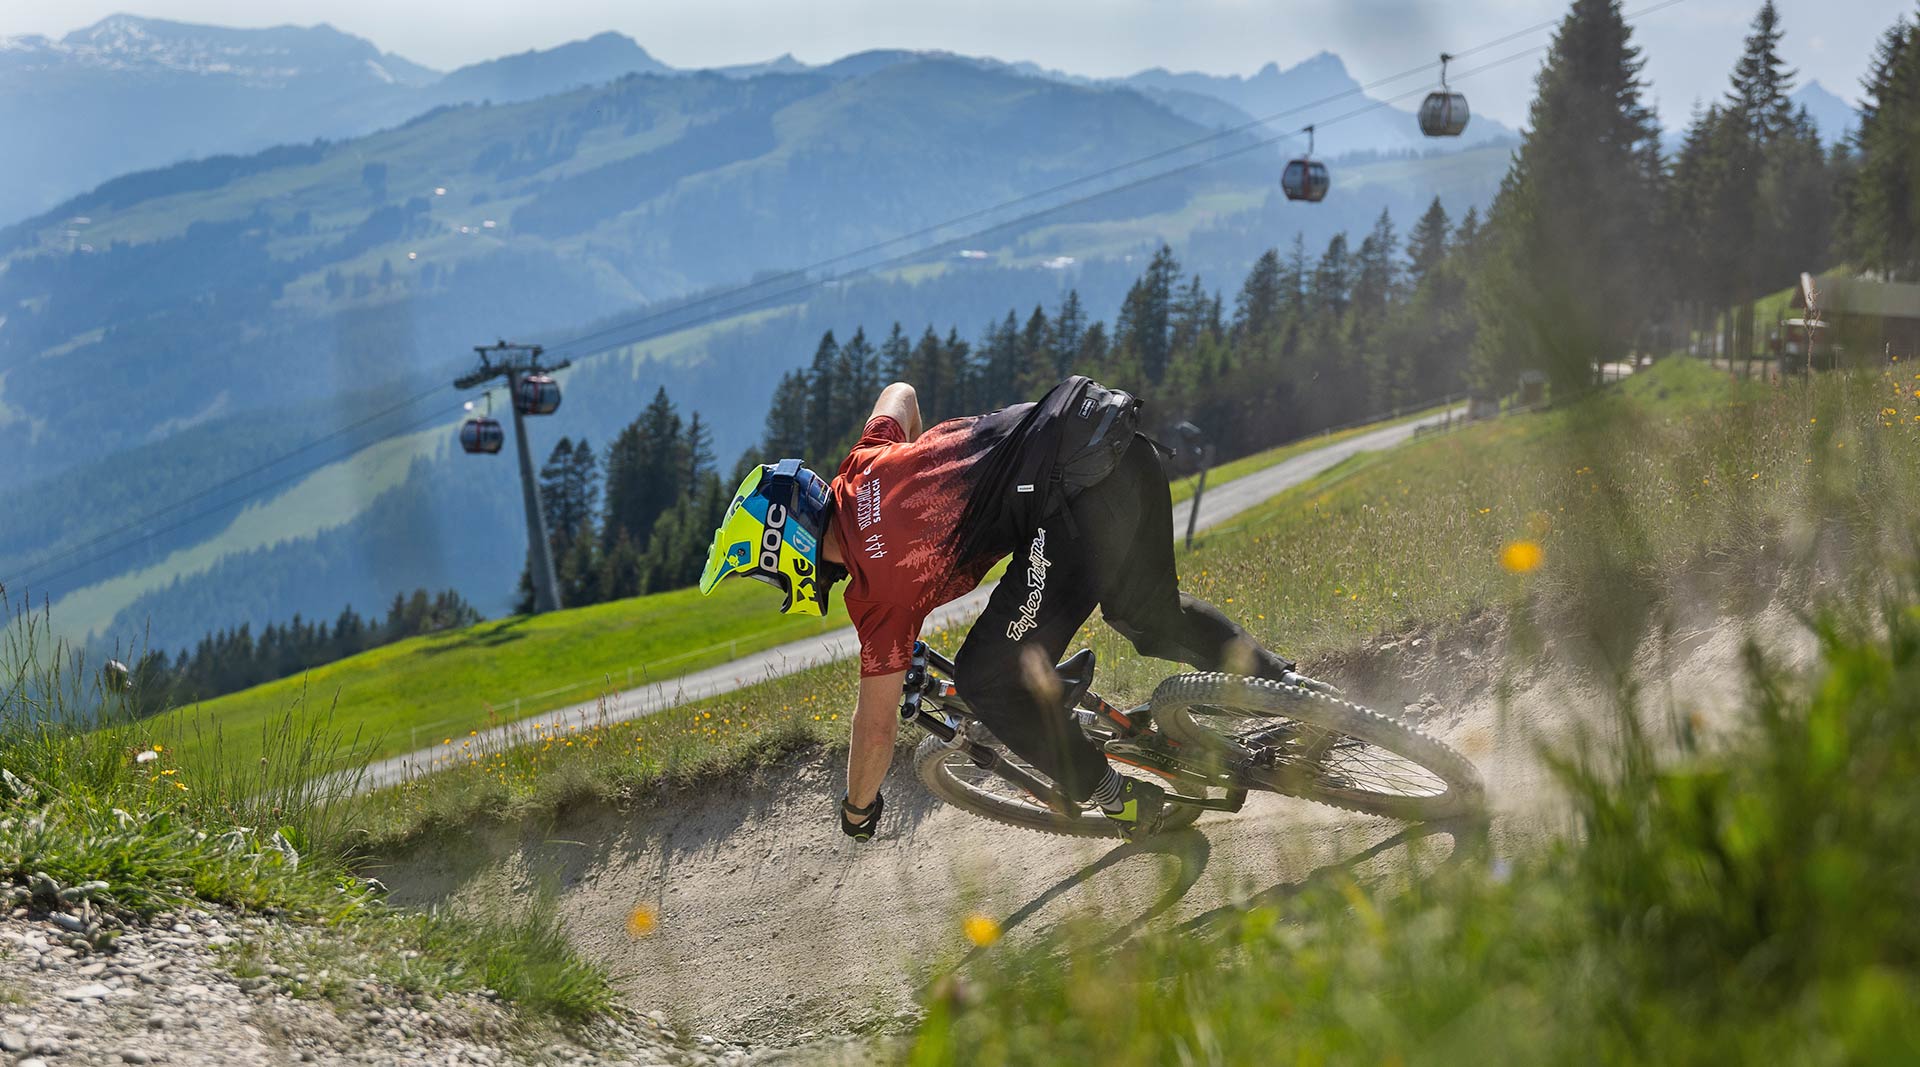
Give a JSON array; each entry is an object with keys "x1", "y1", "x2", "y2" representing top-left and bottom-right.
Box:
[
  {"x1": 913, "y1": 728, "x2": 1203, "y2": 839},
  {"x1": 1153, "y1": 673, "x2": 1484, "y2": 821}
]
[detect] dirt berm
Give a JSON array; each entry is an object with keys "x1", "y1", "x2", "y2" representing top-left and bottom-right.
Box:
[{"x1": 378, "y1": 605, "x2": 1809, "y2": 1046}]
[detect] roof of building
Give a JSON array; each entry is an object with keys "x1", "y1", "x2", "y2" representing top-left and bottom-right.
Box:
[{"x1": 1792, "y1": 271, "x2": 1920, "y2": 320}]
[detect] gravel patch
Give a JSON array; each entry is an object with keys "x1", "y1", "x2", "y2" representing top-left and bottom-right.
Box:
[{"x1": 0, "y1": 903, "x2": 816, "y2": 1066}]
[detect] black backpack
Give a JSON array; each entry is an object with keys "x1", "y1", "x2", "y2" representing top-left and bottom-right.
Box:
[{"x1": 951, "y1": 376, "x2": 1143, "y2": 565}]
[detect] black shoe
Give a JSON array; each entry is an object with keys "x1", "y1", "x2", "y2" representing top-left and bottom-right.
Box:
[{"x1": 1101, "y1": 777, "x2": 1167, "y2": 839}]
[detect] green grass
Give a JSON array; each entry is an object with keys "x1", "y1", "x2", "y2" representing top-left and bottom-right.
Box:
[
  {"x1": 909, "y1": 588, "x2": 1920, "y2": 1064},
  {"x1": 0, "y1": 595, "x2": 617, "y2": 1025},
  {"x1": 1167, "y1": 399, "x2": 1460, "y2": 506},
  {"x1": 159, "y1": 577, "x2": 851, "y2": 766}
]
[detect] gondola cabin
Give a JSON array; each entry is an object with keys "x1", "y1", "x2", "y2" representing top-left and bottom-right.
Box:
[
  {"x1": 459, "y1": 416, "x2": 505, "y2": 454},
  {"x1": 1419, "y1": 91, "x2": 1470, "y2": 137},
  {"x1": 514, "y1": 373, "x2": 561, "y2": 416},
  {"x1": 1281, "y1": 158, "x2": 1330, "y2": 203}
]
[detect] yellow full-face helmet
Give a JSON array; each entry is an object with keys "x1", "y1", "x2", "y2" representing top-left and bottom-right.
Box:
[{"x1": 699, "y1": 459, "x2": 833, "y2": 616}]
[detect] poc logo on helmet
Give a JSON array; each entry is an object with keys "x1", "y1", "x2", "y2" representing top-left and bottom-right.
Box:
[{"x1": 760, "y1": 503, "x2": 788, "y2": 571}]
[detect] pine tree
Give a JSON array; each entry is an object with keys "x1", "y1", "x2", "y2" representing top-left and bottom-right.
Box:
[
  {"x1": 602, "y1": 388, "x2": 685, "y2": 552},
  {"x1": 880, "y1": 322, "x2": 912, "y2": 382},
  {"x1": 684, "y1": 415, "x2": 714, "y2": 487},
  {"x1": 1232, "y1": 249, "x2": 1284, "y2": 347},
  {"x1": 803, "y1": 331, "x2": 840, "y2": 461},
  {"x1": 977, "y1": 311, "x2": 1022, "y2": 408},
  {"x1": 1406, "y1": 198, "x2": 1452, "y2": 291},
  {"x1": 1170, "y1": 274, "x2": 1212, "y2": 356},
  {"x1": 1115, "y1": 246, "x2": 1179, "y2": 384},
  {"x1": 838, "y1": 327, "x2": 879, "y2": 433},
  {"x1": 1077, "y1": 320, "x2": 1110, "y2": 370},
  {"x1": 1726, "y1": 1, "x2": 1797, "y2": 140},
  {"x1": 1469, "y1": 0, "x2": 1664, "y2": 395},
  {"x1": 1844, "y1": 9, "x2": 1920, "y2": 278},
  {"x1": 759, "y1": 370, "x2": 810, "y2": 458},
  {"x1": 941, "y1": 328, "x2": 973, "y2": 418},
  {"x1": 1050, "y1": 291, "x2": 1085, "y2": 376},
  {"x1": 908, "y1": 327, "x2": 946, "y2": 417},
  {"x1": 1352, "y1": 209, "x2": 1400, "y2": 329}
]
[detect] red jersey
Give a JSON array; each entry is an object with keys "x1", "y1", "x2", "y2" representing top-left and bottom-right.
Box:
[{"x1": 831, "y1": 413, "x2": 1015, "y2": 676}]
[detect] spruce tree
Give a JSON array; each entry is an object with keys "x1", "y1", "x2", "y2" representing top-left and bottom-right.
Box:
[
  {"x1": 1727, "y1": 1, "x2": 1797, "y2": 140},
  {"x1": 839, "y1": 327, "x2": 879, "y2": 423},
  {"x1": 1469, "y1": 0, "x2": 1663, "y2": 395},
  {"x1": 759, "y1": 370, "x2": 810, "y2": 459},
  {"x1": 1050, "y1": 291, "x2": 1085, "y2": 376},
  {"x1": 1115, "y1": 246, "x2": 1179, "y2": 384},
  {"x1": 1232, "y1": 249, "x2": 1284, "y2": 347},
  {"x1": 1844, "y1": 9, "x2": 1920, "y2": 278},
  {"x1": 880, "y1": 322, "x2": 911, "y2": 382},
  {"x1": 1406, "y1": 198, "x2": 1452, "y2": 290},
  {"x1": 803, "y1": 331, "x2": 840, "y2": 461}
]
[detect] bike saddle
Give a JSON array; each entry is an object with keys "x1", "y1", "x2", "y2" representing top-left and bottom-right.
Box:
[{"x1": 1054, "y1": 648, "x2": 1096, "y2": 710}]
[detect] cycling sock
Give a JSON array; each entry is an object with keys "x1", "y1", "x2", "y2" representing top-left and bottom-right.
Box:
[{"x1": 1089, "y1": 768, "x2": 1127, "y2": 812}]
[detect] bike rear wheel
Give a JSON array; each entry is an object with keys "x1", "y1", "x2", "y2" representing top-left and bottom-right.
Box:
[
  {"x1": 913, "y1": 728, "x2": 1203, "y2": 839},
  {"x1": 1153, "y1": 673, "x2": 1484, "y2": 821}
]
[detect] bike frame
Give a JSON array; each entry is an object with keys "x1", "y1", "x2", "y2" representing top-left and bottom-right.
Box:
[{"x1": 897, "y1": 641, "x2": 1248, "y2": 815}]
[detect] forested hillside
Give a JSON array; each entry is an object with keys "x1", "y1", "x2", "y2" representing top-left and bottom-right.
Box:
[
  {"x1": 8, "y1": 117, "x2": 1511, "y2": 652},
  {"x1": 0, "y1": 57, "x2": 1231, "y2": 488}
]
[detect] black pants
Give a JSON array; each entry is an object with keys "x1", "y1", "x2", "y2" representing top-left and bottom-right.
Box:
[{"x1": 953, "y1": 436, "x2": 1295, "y2": 801}]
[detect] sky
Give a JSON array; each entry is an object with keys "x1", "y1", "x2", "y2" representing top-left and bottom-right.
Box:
[{"x1": 1, "y1": 0, "x2": 1904, "y2": 128}]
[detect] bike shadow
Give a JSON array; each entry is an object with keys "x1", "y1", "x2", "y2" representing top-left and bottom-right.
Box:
[
  {"x1": 1168, "y1": 815, "x2": 1487, "y2": 942},
  {"x1": 932, "y1": 814, "x2": 1488, "y2": 986}
]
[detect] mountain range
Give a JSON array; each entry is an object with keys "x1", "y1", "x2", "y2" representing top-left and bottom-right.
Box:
[
  {"x1": 1, "y1": 14, "x2": 1518, "y2": 226},
  {"x1": 0, "y1": 55, "x2": 1516, "y2": 653}
]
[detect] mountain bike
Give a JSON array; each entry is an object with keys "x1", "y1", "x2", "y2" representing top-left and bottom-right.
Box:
[{"x1": 902, "y1": 641, "x2": 1484, "y2": 837}]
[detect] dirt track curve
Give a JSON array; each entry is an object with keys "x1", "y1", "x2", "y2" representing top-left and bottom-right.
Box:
[{"x1": 380, "y1": 602, "x2": 1810, "y2": 1045}]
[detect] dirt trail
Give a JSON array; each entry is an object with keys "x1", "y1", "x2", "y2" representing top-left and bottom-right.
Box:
[{"x1": 379, "y1": 603, "x2": 1812, "y2": 1045}]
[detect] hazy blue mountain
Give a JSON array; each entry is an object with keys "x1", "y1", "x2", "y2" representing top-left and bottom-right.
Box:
[
  {"x1": 0, "y1": 15, "x2": 435, "y2": 223},
  {"x1": 0, "y1": 57, "x2": 1252, "y2": 494},
  {"x1": 64, "y1": 139, "x2": 1515, "y2": 654},
  {"x1": 426, "y1": 31, "x2": 672, "y2": 103},
  {"x1": 4, "y1": 18, "x2": 1518, "y2": 649},
  {"x1": 1790, "y1": 80, "x2": 1857, "y2": 145},
  {"x1": 1, "y1": 16, "x2": 1510, "y2": 226},
  {"x1": 712, "y1": 53, "x2": 811, "y2": 79}
]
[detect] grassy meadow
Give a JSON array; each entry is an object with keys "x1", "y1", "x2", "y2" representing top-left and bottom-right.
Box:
[
  {"x1": 909, "y1": 592, "x2": 1920, "y2": 1064},
  {"x1": 0, "y1": 598, "x2": 615, "y2": 1024},
  {"x1": 158, "y1": 574, "x2": 850, "y2": 766}
]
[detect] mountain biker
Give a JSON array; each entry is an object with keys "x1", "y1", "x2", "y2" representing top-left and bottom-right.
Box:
[{"x1": 699, "y1": 376, "x2": 1296, "y2": 840}]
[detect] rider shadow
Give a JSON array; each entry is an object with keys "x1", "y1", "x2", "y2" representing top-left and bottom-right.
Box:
[
  {"x1": 928, "y1": 814, "x2": 1489, "y2": 990},
  {"x1": 1169, "y1": 815, "x2": 1488, "y2": 943},
  {"x1": 931, "y1": 827, "x2": 1213, "y2": 981}
]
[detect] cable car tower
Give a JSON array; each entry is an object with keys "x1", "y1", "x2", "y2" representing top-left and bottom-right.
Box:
[{"x1": 454, "y1": 341, "x2": 572, "y2": 614}]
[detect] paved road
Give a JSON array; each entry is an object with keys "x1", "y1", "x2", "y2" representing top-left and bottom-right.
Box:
[{"x1": 356, "y1": 407, "x2": 1462, "y2": 790}]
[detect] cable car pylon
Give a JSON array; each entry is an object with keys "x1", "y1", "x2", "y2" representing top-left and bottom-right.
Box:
[{"x1": 454, "y1": 340, "x2": 572, "y2": 615}]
